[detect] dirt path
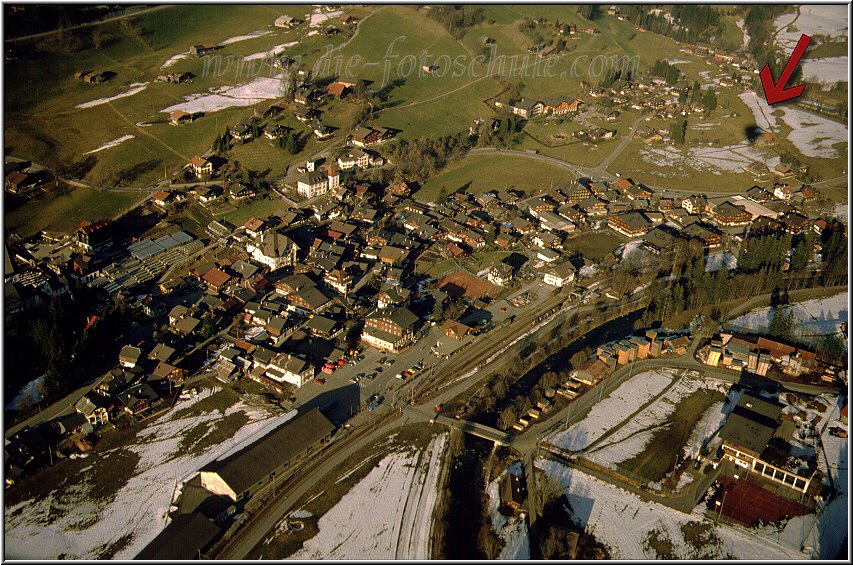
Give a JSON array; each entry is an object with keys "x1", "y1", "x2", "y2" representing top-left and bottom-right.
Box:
[{"x1": 5, "y1": 6, "x2": 171, "y2": 43}]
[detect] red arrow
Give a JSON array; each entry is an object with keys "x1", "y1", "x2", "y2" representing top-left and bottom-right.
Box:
[{"x1": 760, "y1": 34, "x2": 811, "y2": 104}]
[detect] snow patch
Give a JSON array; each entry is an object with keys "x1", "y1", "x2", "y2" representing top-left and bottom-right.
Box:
[
  {"x1": 163, "y1": 75, "x2": 284, "y2": 115},
  {"x1": 75, "y1": 83, "x2": 148, "y2": 109},
  {"x1": 219, "y1": 30, "x2": 274, "y2": 46},
  {"x1": 84, "y1": 135, "x2": 135, "y2": 155}
]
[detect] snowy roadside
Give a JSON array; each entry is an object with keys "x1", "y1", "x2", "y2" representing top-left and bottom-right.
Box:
[
  {"x1": 4, "y1": 388, "x2": 293, "y2": 559},
  {"x1": 290, "y1": 433, "x2": 448, "y2": 559}
]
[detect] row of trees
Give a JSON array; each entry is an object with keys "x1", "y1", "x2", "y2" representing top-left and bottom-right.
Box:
[
  {"x1": 651, "y1": 59, "x2": 681, "y2": 85},
  {"x1": 619, "y1": 5, "x2": 725, "y2": 46}
]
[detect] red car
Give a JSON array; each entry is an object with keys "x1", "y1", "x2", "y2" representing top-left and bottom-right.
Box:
[
  {"x1": 337, "y1": 359, "x2": 346, "y2": 367},
  {"x1": 314, "y1": 378, "x2": 326, "y2": 385},
  {"x1": 499, "y1": 307, "x2": 507, "y2": 312}
]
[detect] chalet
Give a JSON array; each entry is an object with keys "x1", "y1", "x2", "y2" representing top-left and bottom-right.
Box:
[
  {"x1": 312, "y1": 123, "x2": 334, "y2": 140},
  {"x1": 543, "y1": 261, "x2": 576, "y2": 287},
  {"x1": 197, "y1": 185, "x2": 223, "y2": 203},
  {"x1": 4, "y1": 170, "x2": 37, "y2": 194},
  {"x1": 376, "y1": 286, "x2": 410, "y2": 309},
  {"x1": 542, "y1": 97, "x2": 582, "y2": 115},
  {"x1": 773, "y1": 183, "x2": 797, "y2": 201},
  {"x1": 682, "y1": 221, "x2": 722, "y2": 248},
  {"x1": 77, "y1": 219, "x2": 115, "y2": 254},
  {"x1": 682, "y1": 195, "x2": 707, "y2": 215},
  {"x1": 264, "y1": 124, "x2": 292, "y2": 140},
  {"x1": 487, "y1": 262, "x2": 514, "y2": 286},
  {"x1": 712, "y1": 201, "x2": 752, "y2": 226},
  {"x1": 642, "y1": 225, "x2": 681, "y2": 254},
  {"x1": 495, "y1": 97, "x2": 544, "y2": 119},
  {"x1": 361, "y1": 307, "x2": 419, "y2": 352},
  {"x1": 169, "y1": 110, "x2": 194, "y2": 125},
  {"x1": 117, "y1": 383, "x2": 160, "y2": 416},
  {"x1": 190, "y1": 156, "x2": 213, "y2": 176},
  {"x1": 274, "y1": 15, "x2": 301, "y2": 28},
  {"x1": 119, "y1": 345, "x2": 142, "y2": 368},
  {"x1": 191, "y1": 44, "x2": 218, "y2": 56},
  {"x1": 350, "y1": 126, "x2": 383, "y2": 147},
  {"x1": 337, "y1": 149, "x2": 370, "y2": 170},
  {"x1": 247, "y1": 231, "x2": 297, "y2": 270},
  {"x1": 202, "y1": 267, "x2": 232, "y2": 291},
  {"x1": 157, "y1": 72, "x2": 192, "y2": 84},
  {"x1": 294, "y1": 107, "x2": 322, "y2": 123},
  {"x1": 296, "y1": 166, "x2": 339, "y2": 198},
  {"x1": 266, "y1": 352, "x2": 314, "y2": 387},
  {"x1": 283, "y1": 286, "x2": 335, "y2": 314},
  {"x1": 608, "y1": 210, "x2": 652, "y2": 237},
  {"x1": 781, "y1": 212, "x2": 811, "y2": 234},
  {"x1": 324, "y1": 269, "x2": 353, "y2": 293},
  {"x1": 499, "y1": 472, "x2": 525, "y2": 512}
]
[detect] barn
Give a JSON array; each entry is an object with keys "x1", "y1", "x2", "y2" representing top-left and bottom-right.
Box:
[{"x1": 199, "y1": 408, "x2": 335, "y2": 502}]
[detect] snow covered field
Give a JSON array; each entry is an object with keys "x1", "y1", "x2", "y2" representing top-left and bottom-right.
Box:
[
  {"x1": 726, "y1": 291, "x2": 848, "y2": 346},
  {"x1": 309, "y1": 8, "x2": 343, "y2": 27},
  {"x1": 639, "y1": 143, "x2": 780, "y2": 175},
  {"x1": 290, "y1": 433, "x2": 448, "y2": 559},
  {"x1": 163, "y1": 75, "x2": 283, "y2": 115},
  {"x1": 548, "y1": 369, "x2": 676, "y2": 452},
  {"x1": 801, "y1": 57, "x2": 849, "y2": 84},
  {"x1": 485, "y1": 461, "x2": 530, "y2": 560},
  {"x1": 4, "y1": 388, "x2": 294, "y2": 560},
  {"x1": 219, "y1": 29, "x2": 274, "y2": 46},
  {"x1": 584, "y1": 376, "x2": 728, "y2": 472},
  {"x1": 537, "y1": 458, "x2": 808, "y2": 559},
  {"x1": 244, "y1": 41, "x2": 299, "y2": 61},
  {"x1": 775, "y1": 5, "x2": 848, "y2": 56},
  {"x1": 161, "y1": 52, "x2": 190, "y2": 69},
  {"x1": 75, "y1": 83, "x2": 148, "y2": 109},
  {"x1": 85, "y1": 135, "x2": 135, "y2": 155},
  {"x1": 739, "y1": 91, "x2": 848, "y2": 159}
]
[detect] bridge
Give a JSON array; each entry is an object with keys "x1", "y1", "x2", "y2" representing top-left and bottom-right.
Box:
[{"x1": 434, "y1": 414, "x2": 511, "y2": 446}]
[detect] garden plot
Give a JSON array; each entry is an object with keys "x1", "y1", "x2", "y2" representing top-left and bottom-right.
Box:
[
  {"x1": 291, "y1": 434, "x2": 447, "y2": 559},
  {"x1": 4, "y1": 387, "x2": 294, "y2": 560},
  {"x1": 584, "y1": 377, "x2": 729, "y2": 472},
  {"x1": 536, "y1": 459, "x2": 806, "y2": 560},
  {"x1": 485, "y1": 461, "x2": 530, "y2": 560},
  {"x1": 75, "y1": 83, "x2": 148, "y2": 109},
  {"x1": 726, "y1": 291, "x2": 848, "y2": 347},
  {"x1": 739, "y1": 91, "x2": 848, "y2": 159},
  {"x1": 638, "y1": 143, "x2": 779, "y2": 175},
  {"x1": 547, "y1": 369, "x2": 676, "y2": 452},
  {"x1": 163, "y1": 75, "x2": 284, "y2": 115}
]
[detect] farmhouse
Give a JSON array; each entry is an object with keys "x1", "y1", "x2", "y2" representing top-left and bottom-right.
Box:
[
  {"x1": 199, "y1": 408, "x2": 335, "y2": 502},
  {"x1": 494, "y1": 97, "x2": 544, "y2": 119}
]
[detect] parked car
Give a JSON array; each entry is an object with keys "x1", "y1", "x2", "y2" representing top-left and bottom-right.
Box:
[{"x1": 313, "y1": 378, "x2": 326, "y2": 385}]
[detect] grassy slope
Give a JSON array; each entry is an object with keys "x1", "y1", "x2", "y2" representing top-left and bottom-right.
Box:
[{"x1": 417, "y1": 154, "x2": 570, "y2": 201}]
